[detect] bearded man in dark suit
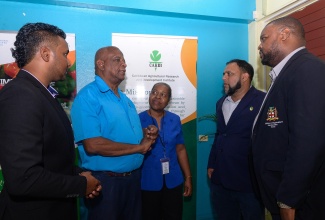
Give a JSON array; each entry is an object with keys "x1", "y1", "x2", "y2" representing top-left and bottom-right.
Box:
[
  {"x1": 252, "y1": 16, "x2": 325, "y2": 220},
  {"x1": 208, "y1": 59, "x2": 265, "y2": 220}
]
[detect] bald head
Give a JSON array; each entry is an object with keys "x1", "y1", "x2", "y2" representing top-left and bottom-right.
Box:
[
  {"x1": 93, "y1": 46, "x2": 127, "y2": 89},
  {"x1": 95, "y1": 46, "x2": 120, "y2": 70}
]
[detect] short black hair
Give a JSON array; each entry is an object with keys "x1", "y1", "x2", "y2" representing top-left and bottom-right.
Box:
[
  {"x1": 269, "y1": 16, "x2": 305, "y2": 42},
  {"x1": 226, "y1": 59, "x2": 254, "y2": 81},
  {"x1": 11, "y1": 22, "x2": 66, "y2": 68}
]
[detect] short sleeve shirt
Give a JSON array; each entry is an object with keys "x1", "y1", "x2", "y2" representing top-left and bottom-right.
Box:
[{"x1": 71, "y1": 75, "x2": 143, "y2": 172}]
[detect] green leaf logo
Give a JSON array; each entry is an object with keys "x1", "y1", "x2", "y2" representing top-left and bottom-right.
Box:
[{"x1": 150, "y1": 50, "x2": 161, "y2": 62}]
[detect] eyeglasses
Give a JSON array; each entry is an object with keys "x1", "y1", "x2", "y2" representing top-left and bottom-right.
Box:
[{"x1": 150, "y1": 90, "x2": 169, "y2": 98}]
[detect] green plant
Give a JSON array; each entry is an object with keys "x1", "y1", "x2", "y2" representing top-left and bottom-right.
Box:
[
  {"x1": 198, "y1": 113, "x2": 217, "y2": 122},
  {"x1": 198, "y1": 113, "x2": 217, "y2": 141}
]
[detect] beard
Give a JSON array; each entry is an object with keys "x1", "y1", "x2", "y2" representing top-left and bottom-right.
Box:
[
  {"x1": 260, "y1": 42, "x2": 280, "y2": 67},
  {"x1": 226, "y1": 80, "x2": 241, "y2": 96},
  {"x1": 260, "y1": 51, "x2": 278, "y2": 67}
]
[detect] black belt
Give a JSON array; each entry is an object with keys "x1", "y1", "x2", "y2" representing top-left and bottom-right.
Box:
[{"x1": 105, "y1": 170, "x2": 134, "y2": 177}]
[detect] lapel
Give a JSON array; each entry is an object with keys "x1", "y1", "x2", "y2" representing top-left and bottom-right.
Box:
[
  {"x1": 227, "y1": 86, "x2": 256, "y2": 127},
  {"x1": 17, "y1": 70, "x2": 74, "y2": 141},
  {"x1": 269, "y1": 49, "x2": 308, "y2": 93},
  {"x1": 254, "y1": 49, "x2": 308, "y2": 127},
  {"x1": 217, "y1": 96, "x2": 227, "y2": 126}
]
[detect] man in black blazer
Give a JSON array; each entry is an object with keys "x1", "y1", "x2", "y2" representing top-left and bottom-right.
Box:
[
  {"x1": 252, "y1": 16, "x2": 325, "y2": 220},
  {"x1": 208, "y1": 59, "x2": 265, "y2": 220},
  {"x1": 0, "y1": 23, "x2": 101, "y2": 220}
]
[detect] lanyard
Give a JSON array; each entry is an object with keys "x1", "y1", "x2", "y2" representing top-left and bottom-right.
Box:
[{"x1": 149, "y1": 110, "x2": 166, "y2": 158}]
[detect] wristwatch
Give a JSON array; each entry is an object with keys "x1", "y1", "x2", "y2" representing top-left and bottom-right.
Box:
[{"x1": 277, "y1": 201, "x2": 292, "y2": 209}]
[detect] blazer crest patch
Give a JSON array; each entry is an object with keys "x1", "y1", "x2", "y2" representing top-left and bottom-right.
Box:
[
  {"x1": 265, "y1": 106, "x2": 283, "y2": 128},
  {"x1": 266, "y1": 107, "x2": 278, "y2": 121}
]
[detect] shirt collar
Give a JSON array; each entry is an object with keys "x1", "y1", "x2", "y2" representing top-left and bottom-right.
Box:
[
  {"x1": 95, "y1": 75, "x2": 121, "y2": 95},
  {"x1": 22, "y1": 69, "x2": 58, "y2": 98},
  {"x1": 47, "y1": 85, "x2": 59, "y2": 98},
  {"x1": 271, "y1": 46, "x2": 305, "y2": 80},
  {"x1": 225, "y1": 96, "x2": 240, "y2": 103}
]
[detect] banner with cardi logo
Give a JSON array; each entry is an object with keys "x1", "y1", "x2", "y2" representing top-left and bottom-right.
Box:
[
  {"x1": 112, "y1": 33, "x2": 197, "y2": 220},
  {"x1": 0, "y1": 31, "x2": 76, "y2": 192},
  {"x1": 112, "y1": 33, "x2": 197, "y2": 124}
]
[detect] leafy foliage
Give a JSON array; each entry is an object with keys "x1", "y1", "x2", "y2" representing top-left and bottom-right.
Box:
[{"x1": 198, "y1": 113, "x2": 217, "y2": 122}]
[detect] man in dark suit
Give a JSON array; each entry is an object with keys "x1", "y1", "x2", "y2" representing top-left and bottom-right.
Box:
[
  {"x1": 252, "y1": 16, "x2": 325, "y2": 220},
  {"x1": 208, "y1": 59, "x2": 265, "y2": 220},
  {"x1": 0, "y1": 22, "x2": 101, "y2": 220}
]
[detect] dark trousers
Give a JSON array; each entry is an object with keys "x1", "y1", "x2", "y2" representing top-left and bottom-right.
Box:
[
  {"x1": 271, "y1": 214, "x2": 281, "y2": 220},
  {"x1": 84, "y1": 169, "x2": 141, "y2": 220},
  {"x1": 210, "y1": 183, "x2": 264, "y2": 220},
  {"x1": 141, "y1": 183, "x2": 183, "y2": 220}
]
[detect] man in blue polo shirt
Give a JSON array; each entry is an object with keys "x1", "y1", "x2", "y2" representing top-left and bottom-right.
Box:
[{"x1": 71, "y1": 46, "x2": 157, "y2": 220}]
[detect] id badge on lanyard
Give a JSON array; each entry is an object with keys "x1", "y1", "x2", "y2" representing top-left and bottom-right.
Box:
[
  {"x1": 149, "y1": 111, "x2": 169, "y2": 174},
  {"x1": 160, "y1": 157, "x2": 170, "y2": 174}
]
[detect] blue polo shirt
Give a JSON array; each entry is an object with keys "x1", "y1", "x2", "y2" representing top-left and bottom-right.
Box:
[{"x1": 71, "y1": 75, "x2": 144, "y2": 172}]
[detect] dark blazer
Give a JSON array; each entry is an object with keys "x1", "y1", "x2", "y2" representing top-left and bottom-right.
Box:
[
  {"x1": 208, "y1": 86, "x2": 265, "y2": 192},
  {"x1": 0, "y1": 70, "x2": 86, "y2": 220},
  {"x1": 252, "y1": 49, "x2": 325, "y2": 218}
]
